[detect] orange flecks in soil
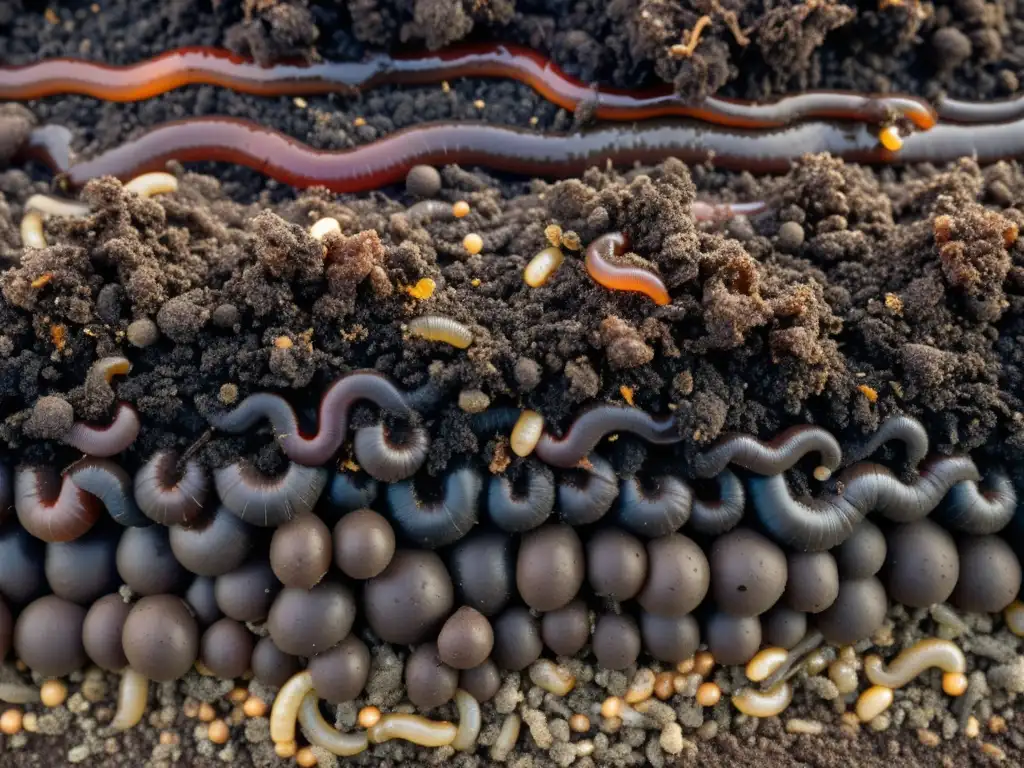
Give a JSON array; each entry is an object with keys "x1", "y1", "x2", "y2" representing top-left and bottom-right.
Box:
[
  {"x1": 1003, "y1": 223, "x2": 1018, "y2": 248},
  {"x1": 406, "y1": 278, "x2": 436, "y2": 300},
  {"x1": 670, "y1": 15, "x2": 711, "y2": 58},
  {"x1": 619, "y1": 386, "x2": 635, "y2": 405},
  {"x1": 858, "y1": 384, "x2": 878, "y2": 403},
  {"x1": 31, "y1": 273, "x2": 53, "y2": 289},
  {"x1": 273, "y1": 335, "x2": 293, "y2": 349},
  {"x1": 353, "y1": 116, "x2": 366, "y2": 127},
  {"x1": 884, "y1": 293, "x2": 903, "y2": 315},
  {"x1": 50, "y1": 324, "x2": 67, "y2": 351}
]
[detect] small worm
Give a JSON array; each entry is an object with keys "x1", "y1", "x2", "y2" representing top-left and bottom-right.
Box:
[
  {"x1": 693, "y1": 425, "x2": 842, "y2": 480},
  {"x1": 406, "y1": 199, "x2": 456, "y2": 222},
  {"x1": 556, "y1": 454, "x2": 619, "y2": 525},
  {"x1": 368, "y1": 713, "x2": 458, "y2": 747},
  {"x1": 615, "y1": 475, "x2": 692, "y2": 537},
  {"x1": 745, "y1": 647, "x2": 788, "y2": 683},
  {"x1": 688, "y1": 469, "x2": 746, "y2": 536},
  {"x1": 110, "y1": 668, "x2": 149, "y2": 730},
  {"x1": 133, "y1": 449, "x2": 208, "y2": 525},
  {"x1": 523, "y1": 246, "x2": 564, "y2": 288},
  {"x1": 584, "y1": 232, "x2": 670, "y2": 305},
  {"x1": 14, "y1": 464, "x2": 101, "y2": 542},
  {"x1": 855, "y1": 685, "x2": 894, "y2": 722},
  {"x1": 214, "y1": 461, "x2": 328, "y2": 527},
  {"x1": 297, "y1": 692, "x2": 369, "y2": 756},
  {"x1": 386, "y1": 466, "x2": 482, "y2": 547},
  {"x1": 123, "y1": 171, "x2": 178, "y2": 197},
  {"x1": 270, "y1": 670, "x2": 314, "y2": 745},
  {"x1": 490, "y1": 714, "x2": 521, "y2": 761},
  {"x1": 452, "y1": 689, "x2": 482, "y2": 752},
  {"x1": 19, "y1": 210, "x2": 46, "y2": 249},
  {"x1": 691, "y1": 200, "x2": 768, "y2": 222},
  {"x1": 528, "y1": 660, "x2": 576, "y2": 696},
  {"x1": 68, "y1": 458, "x2": 150, "y2": 527},
  {"x1": 487, "y1": 463, "x2": 556, "y2": 532},
  {"x1": 325, "y1": 470, "x2": 378, "y2": 512},
  {"x1": 758, "y1": 630, "x2": 825, "y2": 691},
  {"x1": 863, "y1": 638, "x2": 965, "y2": 689},
  {"x1": 87, "y1": 355, "x2": 131, "y2": 390},
  {"x1": 210, "y1": 371, "x2": 412, "y2": 466},
  {"x1": 24, "y1": 193, "x2": 91, "y2": 217},
  {"x1": 510, "y1": 410, "x2": 544, "y2": 457},
  {"x1": 470, "y1": 407, "x2": 522, "y2": 438},
  {"x1": 309, "y1": 216, "x2": 341, "y2": 240},
  {"x1": 534, "y1": 405, "x2": 680, "y2": 469},
  {"x1": 845, "y1": 414, "x2": 929, "y2": 470},
  {"x1": 63, "y1": 402, "x2": 141, "y2": 457},
  {"x1": 731, "y1": 682, "x2": 793, "y2": 718},
  {"x1": 934, "y1": 471, "x2": 1017, "y2": 535},
  {"x1": 407, "y1": 315, "x2": 474, "y2": 349},
  {"x1": 352, "y1": 423, "x2": 430, "y2": 482}
]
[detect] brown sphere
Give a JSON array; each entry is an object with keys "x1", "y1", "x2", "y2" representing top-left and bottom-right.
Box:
[
  {"x1": 364, "y1": 550, "x2": 453, "y2": 645},
  {"x1": 516, "y1": 525, "x2": 584, "y2": 612},
  {"x1": 267, "y1": 582, "x2": 356, "y2": 657},
  {"x1": 491, "y1": 607, "x2": 542, "y2": 671},
  {"x1": 448, "y1": 532, "x2": 515, "y2": 616},
  {"x1": 437, "y1": 606, "x2": 494, "y2": 669},
  {"x1": 14, "y1": 595, "x2": 87, "y2": 677},
  {"x1": 405, "y1": 643, "x2": 458, "y2": 710},
  {"x1": 185, "y1": 576, "x2": 223, "y2": 627},
  {"x1": 762, "y1": 605, "x2": 808, "y2": 650},
  {"x1": 122, "y1": 595, "x2": 199, "y2": 682},
  {"x1": 834, "y1": 519, "x2": 886, "y2": 579},
  {"x1": 45, "y1": 527, "x2": 119, "y2": 604},
  {"x1": 884, "y1": 520, "x2": 959, "y2": 608},
  {"x1": 815, "y1": 577, "x2": 888, "y2": 646},
  {"x1": 950, "y1": 536, "x2": 1022, "y2": 614},
  {"x1": 0, "y1": 597, "x2": 10, "y2": 661},
  {"x1": 200, "y1": 618, "x2": 254, "y2": 679},
  {"x1": 82, "y1": 593, "x2": 131, "y2": 671},
  {"x1": 586, "y1": 528, "x2": 647, "y2": 602},
  {"x1": 309, "y1": 635, "x2": 371, "y2": 704},
  {"x1": 541, "y1": 599, "x2": 590, "y2": 657},
  {"x1": 705, "y1": 612, "x2": 761, "y2": 666},
  {"x1": 169, "y1": 506, "x2": 253, "y2": 577},
  {"x1": 637, "y1": 534, "x2": 710, "y2": 617},
  {"x1": 784, "y1": 551, "x2": 839, "y2": 614},
  {"x1": 333, "y1": 509, "x2": 395, "y2": 580},
  {"x1": 215, "y1": 559, "x2": 281, "y2": 622},
  {"x1": 459, "y1": 659, "x2": 501, "y2": 703},
  {"x1": 639, "y1": 612, "x2": 700, "y2": 664},
  {"x1": 592, "y1": 613, "x2": 641, "y2": 670},
  {"x1": 251, "y1": 636, "x2": 301, "y2": 688},
  {"x1": 117, "y1": 525, "x2": 188, "y2": 596},
  {"x1": 270, "y1": 514, "x2": 332, "y2": 589},
  {"x1": 710, "y1": 528, "x2": 787, "y2": 617}
]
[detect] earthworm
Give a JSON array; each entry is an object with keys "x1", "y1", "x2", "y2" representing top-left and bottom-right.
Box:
[
  {"x1": 863, "y1": 638, "x2": 965, "y2": 689},
  {"x1": 297, "y1": 692, "x2": 369, "y2": 756},
  {"x1": 934, "y1": 471, "x2": 1017, "y2": 535},
  {"x1": 510, "y1": 410, "x2": 544, "y2": 457},
  {"x1": 844, "y1": 414, "x2": 929, "y2": 469},
  {"x1": 534, "y1": 405, "x2": 680, "y2": 469},
  {"x1": 133, "y1": 449, "x2": 208, "y2": 525},
  {"x1": 615, "y1": 475, "x2": 692, "y2": 537},
  {"x1": 67, "y1": 458, "x2": 150, "y2": 527},
  {"x1": 407, "y1": 315, "x2": 474, "y2": 349},
  {"x1": 490, "y1": 714, "x2": 521, "y2": 760},
  {"x1": 24, "y1": 193, "x2": 90, "y2": 217},
  {"x1": 731, "y1": 682, "x2": 793, "y2": 717},
  {"x1": 584, "y1": 232, "x2": 670, "y2": 305},
  {"x1": 470, "y1": 407, "x2": 522, "y2": 438},
  {"x1": 406, "y1": 199, "x2": 456, "y2": 222},
  {"x1": 213, "y1": 461, "x2": 328, "y2": 527},
  {"x1": 452, "y1": 689, "x2": 482, "y2": 752},
  {"x1": 14, "y1": 465, "x2": 101, "y2": 542},
  {"x1": 693, "y1": 425, "x2": 842, "y2": 480},
  {"x1": 855, "y1": 685, "x2": 894, "y2": 722},
  {"x1": 63, "y1": 403, "x2": 141, "y2": 457},
  {"x1": 556, "y1": 455, "x2": 619, "y2": 525},
  {"x1": 209, "y1": 371, "x2": 412, "y2": 466},
  {"x1": 0, "y1": 45, "x2": 937, "y2": 129},
  {"x1": 386, "y1": 466, "x2": 482, "y2": 547},
  {"x1": 368, "y1": 713, "x2": 458, "y2": 747},
  {"x1": 524, "y1": 246, "x2": 564, "y2": 288},
  {"x1": 688, "y1": 469, "x2": 746, "y2": 536},
  {"x1": 19, "y1": 210, "x2": 45, "y2": 248},
  {"x1": 270, "y1": 670, "x2": 314, "y2": 745},
  {"x1": 528, "y1": 660, "x2": 576, "y2": 696},
  {"x1": 352, "y1": 424, "x2": 430, "y2": 482},
  {"x1": 123, "y1": 171, "x2": 178, "y2": 197},
  {"x1": 325, "y1": 470, "x2": 378, "y2": 512},
  {"x1": 487, "y1": 463, "x2": 556, "y2": 532},
  {"x1": 110, "y1": 668, "x2": 148, "y2": 730}
]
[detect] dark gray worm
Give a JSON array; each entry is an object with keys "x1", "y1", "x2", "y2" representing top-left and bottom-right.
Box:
[
  {"x1": 386, "y1": 466, "x2": 482, "y2": 548},
  {"x1": 487, "y1": 462, "x2": 556, "y2": 532},
  {"x1": 213, "y1": 460, "x2": 328, "y2": 527},
  {"x1": 688, "y1": 470, "x2": 746, "y2": 536},
  {"x1": 615, "y1": 475, "x2": 692, "y2": 537},
  {"x1": 534, "y1": 405, "x2": 681, "y2": 469},
  {"x1": 133, "y1": 450, "x2": 209, "y2": 525},
  {"x1": 352, "y1": 424, "x2": 430, "y2": 482},
  {"x1": 556, "y1": 455, "x2": 619, "y2": 525},
  {"x1": 693, "y1": 425, "x2": 842, "y2": 480},
  {"x1": 844, "y1": 414, "x2": 929, "y2": 470},
  {"x1": 325, "y1": 471, "x2": 378, "y2": 513},
  {"x1": 934, "y1": 471, "x2": 1017, "y2": 535}
]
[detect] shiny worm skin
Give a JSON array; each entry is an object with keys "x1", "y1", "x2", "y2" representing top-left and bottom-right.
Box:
[
  {"x1": 523, "y1": 246, "x2": 564, "y2": 288},
  {"x1": 123, "y1": 171, "x2": 179, "y2": 197},
  {"x1": 210, "y1": 371, "x2": 412, "y2": 466},
  {"x1": 214, "y1": 461, "x2": 328, "y2": 527},
  {"x1": 510, "y1": 410, "x2": 545, "y2": 457},
  {"x1": 325, "y1": 470, "x2": 378, "y2": 513},
  {"x1": 63, "y1": 402, "x2": 141, "y2": 457},
  {"x1": 845, "y1": 414, "x2": 929, "y2": 470},
  {"x1": 270, "y1": 670, "x2": 314, "y2": 745},
  {"x1": 487, "y1": 462, "x2": 556, "y2": 532},
  {"x1": 556, "y1": 455, "x2": 619, "y2": 525},
  {"x1": 584, "y1": 232, "x2": 670, "y2": 305},
  {"x1": 452, "y1": 689, "x2": 482, "y2": 751},
  {"x1": 934, "y1": 471, "x2": 1017, "y2": 535},
  {"x1": 863, "y1": 639, "x2": 965, "y2": 689},
  {"x1": 352, "y1": 423, "x2": 430, "y2": 482},
  {"x1": 469, "y1": 407, "x2": 522, "y2": 438},
  {"x1": 407, "y1": 315, "x2": 474, "y2": 349},
  {"x1": 731, "y1": 682, "x2": 794, "y2": 717},
  {"x1": 386, "y1": 466, "x2": 482, "y2": 548},
  {"x1": 693, "y1": 425, "x2": 843, "y2": 480},
  {"x1": 110, "y1": 668, "x2": 149, "y2": 730},
  {"x1": 490, "y1": 714, "x2": 521, "y2": 760},
  {"x1": 133, "y1": 449, "x2": 209, "y2": 525},
  {"x1": 297, "y1": 692, "x2": 369, "y2": 756},
  {"x1": 68, "y1": 458, "x2": 151, "y2": 527},
  {"x1": 615, "y1": 474, "x2": 693, "y2": 537},
  {"x1": 24, "y1": 193, "x2": 91, "y2": 217},
  {"x1": 368, "y1": 713, "x2": 458, "y2": 747},
  {"x1": 14, "y1": 464, "x2": 101, "y2": 542},
  {"x1": 534, "y1": 405, "x2": 681, "y2": 469},
  {"x1": 688, "y1": 469, "x2": 746, "y2": 536},
  {"x1": 19, "y1": 210, "x2": 45, "y2": 249}
]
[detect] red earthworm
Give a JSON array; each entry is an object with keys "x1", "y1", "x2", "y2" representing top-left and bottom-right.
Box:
[
  {"x1": 213, "y1": 460, "x2": 328, "y2": 527},
  {"x1": 487, "y1": 463, "x2": 556, "y2": 532},
  {"x1": 63, "y1": 403, "x2": 141, "y2": 457},
  {"x1": 556, "y1": 455, "x2": 619, "y2": 525},
  {"x1": 934, "y1": 471, "x2": 1017, "y2": 535},
  {"x1": 615, "y1": 475, "x2": 692, "y2": 537},
  {"x1": 534, "y1": 405, "x2": 681, "y2": 469},
  {"x1": 688, "y1": 469, "x2": 746, "y2": 536},
  {"x1": 209, "y1": 371, "x2": 412, "y2": 466},
  {"x1": 133, "y1": 449, "x2": 209, "y2": 525},
  {"x1": 352, "y1": 424, "x2": 430, "y2": 482},
  {"x1": 0, "y1": 45, "x2": 939, "y2": 129},
  {"x1": 584, "y1": 232, "x2": 670, "y2": 305},
  {"x1": 693, "y1": 425, "x2": 843, "y2": 480},
  {"x1": 67, "y1": 458, "x2": 150, "y2": 527},
  {"x1": 14, "y1": 465, "x2": 101, "y2": 542},
  {"x1": 844, "y1": 414, "x2": 929, "y2": 470},
  {"x1": 385, "y1": 466, "x2": 482, "y2": 548}
]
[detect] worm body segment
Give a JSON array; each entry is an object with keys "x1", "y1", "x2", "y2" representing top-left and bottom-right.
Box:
[
  {"x1": 63, "y1": 403, "x2": 141, "y2": 457},
  {"x1": 297, "y1": 692, "x2": 369, "y2": 756},
  {"x1": 534, "y1": 405, "x2": 680, "y2": 468},
  {"x1": 585, "y1": 233, "x2": 670, "y2": 305},
  {"x1": 694, "y1": 425, "x2": 842, "y2": 480},
  {"x1": 846, "y1": 415, "x2": 929, "y2": 470},
  {"x1": 556, "y1": 455, "x2": 619, "y2": 525},
  {"x1": 368, "y1": 713, "x2": 458, "y2": 747},
  {"x1": 270, "y1": 670, "x2": 314, "y2": 745},
  {"x1": 616, "y1": 475, "x2": 693, "y2": 537},
  {"x1": 68, "y1": 458, "x2": 150, "y2": 527},
  {"x1": 487, "y1": 464, "x2": 556, "y2": 532},
  {"x1": 407, "y1": 315, "x2": 474, "y2": 349},
  {"x1": 133, "y1": 450, "x2": 208, "y2": 525},
  {"x1": 352, "y1": 424, "x2": 430, "y2": 482},
  {"x1": 731, "y1": 682, "x2": 793, "y2": 717},
  {"x1": 386, "y1": 467, "x2": 482, "y2": 547},
  {"x1": 863, "y1": 639, "x2": 966, "y2": 689},
  {"x1": 935, "y1": 472, "x2": 1016, "y2": 535},
  {"x1": 110, "y1": 668, "x2": 149, "y2": 730},
  {"x1": 688, "y1": 470, "x2": 746, "y2": 536},
  {"x1": 14, "y1": 465, "x2": 101, "y2": 542},
  {"x1": 452, "y1": 689, "x2": 482, "y2": 751},
  {"x1": 214, "y1": 461, "x2": 328, "y2": 527}
]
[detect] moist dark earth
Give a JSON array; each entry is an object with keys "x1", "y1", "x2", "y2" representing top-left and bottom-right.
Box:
[{"x1": 1, "y1": 0, "x2": 1024, "y2": 766}]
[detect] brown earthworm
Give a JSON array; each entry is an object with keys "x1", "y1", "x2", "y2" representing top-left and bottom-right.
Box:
[
  {"x1": 14, "y1": 464, "x2": 101, "y2": 542},
  {"x1": 352, "y1": 424, "x2": 430, "y2": 482},
  {"x1": 110, "y1": 668, "x2": 149, "y2": 730},
  {"x1": 213, "y1": 461, "x2": 328, "y2": 527},
  {"x1": 63, "y1": 403, "x2": 141, "y2": 457},
  {"x1": 863, "y1": 639, "x2": 965, "y2": 689},
  {"x1": 693, "y1": 425, "x2": 842, "y2": 480},
  {"x1": 367, "y1": 713, "x2": 458, "y2": 747},
  {"x1": 386, "y1": 466, "x2": 482, "y2": 548},
  {"x1": 584, "y1": 232, "x2": 670, "y2": 306},
  {"x1": 133, "y1": 450, "x2": 209, "y2": 525},
  {"x1": 534, "y1": 405, "x2": 681, "y2": 469},
  {"x1": 297, "y1": 692, "x2": 369, "y2": 756}
]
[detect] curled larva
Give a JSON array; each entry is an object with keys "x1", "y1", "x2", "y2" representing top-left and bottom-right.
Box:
[
  {"x1": 510, "y1": 410, "x2": 544, "y2": 457},
  {"x1": 297, "y1": 692, "x2": 369, "y2": 756},
  {"x1": 110, "y1": 668, "x2": 149, "y2": 730},
  {"x1": 408, "y1": 315, "x2": 473, "y2": 349},
  {"x1": 123, "y1": 172, "x2": 179, "y2": 197},
  {"x1": 368, "y1": 713, "x2": 458, "y2": 747},
  {"x1": 270, "y1": 670, "x2": 314, "y2": 744},
  {"x1": 20, "y1": 210, "x2": 46, "y2": 249},
  {"x1": 24, "y1": 194, "x2": 91, "y2": 217},
  {"x1": 524, "y1": 246, "x2": 564, "y2": 288},
  {"x1": 731, "y1": 682, "x2": 793, "y2": 717},
  {"x1": 452, "y1": 689, "x2": 482, "y2": 751},
  {"x1": 863, "y1": 638, "x2": 965, "y2": 689}
]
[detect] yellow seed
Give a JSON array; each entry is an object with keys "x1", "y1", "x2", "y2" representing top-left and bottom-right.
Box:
[
  {"x1": 452, "y1": 201, "x2": 470, "y2": 218},
  {"x1": 406, "y1": 277, "x2": 436, "y2": 300},
  {"x1": 989, "y1": 715, "x2": 1008, "y2": 734},
  {"x1": 879, "y1": 125, "x2": 903, "y2": 152},
  {"x1": 208, "y1": 719, "x2": 229, "y2": 744},
  {"x1": 463, "y1": 233, "x2": 484, "y2": 255},
  {"x1": 569, "y1": 714, "x2": 590, "y2": 733},
  {"x1": 675, "y1": 659, "x2": 695, "y2": 675},
  {"x1": 624, "y1": 669, "x2": 656, "y2": 705},
  {"x1": 813, "y1": 465, "x2": 832, "y2": 482},
  {"x1": 40, "y1": 680, "x2": 68, "y2": 707},
  {"x1": 510, "y1": 410, "x2": 544, "y2": 457},
  {"x1": 31, "y1": 273, "x2": 53, "y2": 289},
  {"x1": 746, "y1": 648, "x2": 788, "y2": 683},
  {"x1": 243, "y1": 697, "x2": 267, "y2": 718},
  {"x1": 352, "y1": 116, "x2": 366, "y2": 127},
  {"x1": 293, "y1": 97, "x2": 308, "y2": 109},
  {"x1": 21, "y1": 713, "x2": 37, "y2": 733},
  {"x1": 228, "y1": 687, "x2": 248, "y2": 704},
  {"x1": 0, "y1": 709, "x2": 22, "y2": 735},
  {"x1": 980, "y1": 742, "x2": 1007, "y2": 760},
  {"x1": 693, "y1": 651, "x2": 715, "y2": 678},
  {"x1": 600, "y1": 697, "x2": 622, "y2": 719},
  {"x1": 942, "y1": 672, "x2": 968, "y2": 697},
  {"x1": 855, "y1": 686, "x2": 894, "y2": 722},
  {"x1": 523, "y1": 246, "x2": 564, "y2": 288},
  {"x1": 159, "y1": 731, "x2": 177, "y2": 745},
  {"x1": 473, "y1": 99, "x2": 485, "y2": 110},
  {"x1": 696, "y1": 682, "x2": 721, "y2": 707},
  {"x1": 296, "y1": 747, "x2": 318, "y2": 767},
  {"x1": 965, "y1": 716, "x2": 980, "y2": 738},
  {"x1": 653, "y1": 672, "x2": 675, "y2": 701},
  {"x1": 358, "y1": 706, "x2": 382, "y2": 728},
  {"x1": 198, "y1": 702, "x2": 216, "y2": 722}
]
